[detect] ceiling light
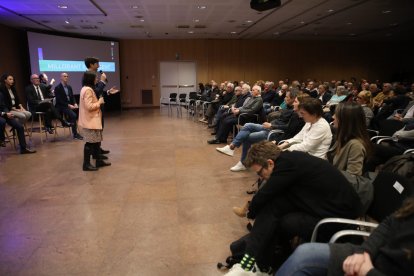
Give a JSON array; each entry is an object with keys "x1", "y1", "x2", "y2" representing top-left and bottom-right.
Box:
[
  {"x1": 346, "y1": 22, "x2": 352, "y2": 25},
  {"x1": 327, "y1": 9, "x2": 334, "y2": 12},
  {"x1": 197, "y1": 5, "x2": 207, "y2": 9},
  {"x1": 188, "y1": 31, "x2": 194, "y2": 34},
  {"x1": 140, "y1": 19, "x2": 145, "y2": 22},
  {"x1": 382, "y1": 10, "x2": 392, "y2": 14},
  {"x1": 230, "y1": 31, "x2": 237, "y2": 34},
  {"x1": 193, "y1": 19, "x2": 200, "y2": 22},
  {"x1": 300, "y1": 21, "x2": 305, "y2": 24},
  {"x1": 273, "y1": 32, "x2": 280, "y2": 35},
  {"x1": 64, "y1": 20, "x2": 70, "y2": 24},
  {"x1": 245, "y1": 20, "x2": 253, "y2": 23},
  {"x1": 58, "y1": 5, "x2": 68, "y2": 9},
  {"x1": 131, "y1": 5, "x2": 139, "y2": 9}
]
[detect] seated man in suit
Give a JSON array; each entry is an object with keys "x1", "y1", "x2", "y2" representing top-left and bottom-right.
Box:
[
  {"x1": 207, "y1": 84, "x2": 263, "y2": 144},
  {"x1": 25, "y1": 74, "x2": 70, "y2": 134},
  {"x1": 0, "y1": 91, "x2": 35, "y2": 154},
  {"x1": 54, "y1": 73, "x2": 83, "y2": 140}
]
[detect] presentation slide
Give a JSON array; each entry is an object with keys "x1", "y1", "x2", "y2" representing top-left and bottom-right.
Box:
[{"x1": 27, "y1": 32, "x2": 120, "y2": 95}]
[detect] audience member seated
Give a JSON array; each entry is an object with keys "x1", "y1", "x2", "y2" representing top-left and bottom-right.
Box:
[
  {"x1": 317, "y1": 83, "x2": 332, "y2": 105},
  {"x1": 275, "y1": 196, "x2": 414, "y2": 276},
  {"x1": 199, "y1": 80, "x2": 219, "y2": 123},
  {"x1": 209, "y1": 82, "x2": 236, "y2": 128},
  {"x1": 54, "y1": 73, "x2": 83, "y2": 140},
  {"x1": 372, "y1": 82, "x2": 394, "y2": 109},
  {"x1": 262, "y1": 81, "x2": 276, "y2": 114},
  {"x1": 224, "y1": 142, "x2": 362, "y2": 276},
  {"x1": 324, "y1": 85, "x2": 348, "y2": 110},
  {"x1": 0, "y1": 91, "x2": 35, "y2": 154},
  {"x1": 355, "y1": 90, "x2": 374, "y2": 127},
  {"x1": 25, "y1": 74, "x2": 71, "y2": 134},
  {"x1": 0, "y1": 73, "x2": 31, "y2": 124},
  {"x1": 304, "y1": 80, "x2": 318, "y2": 98},
  {"x1": 215, "y1": 88, "x2": 302, "y2": 171},
  {"x1": 278, "y1": 98, "x2": 332, "y2": 159},
  {"x1": 328, "y1": 102, "x2": 372, "y2": 176},
  {"x1": 207, "y1": 84, "x2": 262, "y2": 144},
  {"x1": 211, "y1": 86, "x2": 242, "y2": 130},
  {"x1": 388, "y1": 99, "x2": 414, "y2": 126}
]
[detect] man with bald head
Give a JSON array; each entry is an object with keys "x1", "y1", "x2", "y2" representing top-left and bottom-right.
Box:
[
  {"x1": 26, "y1": 74, "x2": 70, "y2": 134},
  {"x1": 54, "y1": 73, "x2": 83, "y2": 140}
]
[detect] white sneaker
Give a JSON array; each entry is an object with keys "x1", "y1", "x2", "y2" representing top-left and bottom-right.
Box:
[
  {"x1": 224, "y1": 264, "x2": 254, "y2": 276},
  {"x1": 216, "y1": 145, "x2": 234, "y2": 156},
  {"x1": 224, "y1": 264, "x2": 271, "y2": 276},
  {"x1": 230, "y1": 161, "x2": 247, "y2": 172}
]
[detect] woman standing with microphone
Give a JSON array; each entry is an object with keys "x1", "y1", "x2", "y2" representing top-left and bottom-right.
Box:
[{"x1": 78, "y1": 71, "x2": 110, "y2": 171}]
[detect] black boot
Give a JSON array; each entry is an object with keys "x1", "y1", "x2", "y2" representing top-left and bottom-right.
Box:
[
  {"x1": 83, "y1": 143, "x2": 98, "y2": 171},
  {"x1": 93, "y1": 143, "x2": 111, "y2": 167}
]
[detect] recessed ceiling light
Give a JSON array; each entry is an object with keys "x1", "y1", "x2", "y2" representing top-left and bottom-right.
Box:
[
  {"x1": 197, "y1": 5, "x2": 207, "y2": 9},
  {"x1": 188, "y1": 31, "x2": 194, "y2": 34},
  {"x1": 346, "y1": 22, "x2": 352, "y2": 25},
  {"x1": 382, "y1": 10, "x2": 392, "y2": 14},
  {"x1": 300, "y1": 21, "x2": 305, "y2": 24},
  {"x1": 64, "y1": 20, "x2": 70, "y2": 24},
  {"x1": 58, "y1": 5, "x2": 68, "y2": 9},
  {"x1": 230, "y1": 31, "x2": 237, "y2": 34},
  {"x1": 327, "y1": 9, "x2": 334, "y2": 12},
  {"x1": 131, "y1": 5, "x2": 139, "y2": 9},
  {"x1": 193, "y1": 19, "x2": 200, "y2": 22},
  {"x1": 140, "y1": 19, "x2": 145, "y2": 22},
  {"x1": 245, "y1": 20, "x2": 253, "y2": 23}
]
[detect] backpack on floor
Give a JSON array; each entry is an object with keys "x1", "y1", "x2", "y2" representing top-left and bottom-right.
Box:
[{"x1": 381, "y1": 153, "x2": 414, "y2": 182}]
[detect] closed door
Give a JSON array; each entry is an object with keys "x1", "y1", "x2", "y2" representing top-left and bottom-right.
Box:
[{"x1": 160, "y1": 61, "x2": 196, "y2": 104}]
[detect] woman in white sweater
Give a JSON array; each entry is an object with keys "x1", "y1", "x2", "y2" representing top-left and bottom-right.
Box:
[{"x1": 278, "y1": 97, "x2": 332, "y2": 159}]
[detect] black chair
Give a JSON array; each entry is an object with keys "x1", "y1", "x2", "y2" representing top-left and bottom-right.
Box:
[
  {"x1": 177, "y1": 93, "x2": 187, "y2": 117},
  {"x1": 311, "y1": 171, "x2": 414, "y2": 243},
  {"x1": 168, "y1": 93, "x2": 177, "y2": 116}
]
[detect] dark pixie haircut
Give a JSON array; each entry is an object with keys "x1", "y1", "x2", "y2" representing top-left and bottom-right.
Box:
[
  {"x1": 244, "y1": 141, "x2": 282, "y2": 168},
  {"x1": 84, "y1": 57, "x2": 100, "y2": 69},
  {"x1": 82, "y1": 71, "x2": 96, "y2": 88},
  {"x1": 298, "y1": 97, "x2": 323, "y2": 117}
]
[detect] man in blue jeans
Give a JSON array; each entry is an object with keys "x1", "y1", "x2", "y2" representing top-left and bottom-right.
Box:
[{"x1": 215, "y1": 88, "x2": 297, "y2": 171}]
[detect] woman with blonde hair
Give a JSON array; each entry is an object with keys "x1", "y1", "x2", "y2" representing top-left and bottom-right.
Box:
[{"x1": 356, "y1": 90, "x2": 374, "y2": 127}]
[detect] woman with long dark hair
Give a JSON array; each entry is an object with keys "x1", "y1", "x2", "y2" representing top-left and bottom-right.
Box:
[
  {"x1": 78, "y1": 71, "x2": 109, "y2": 171},
  {"x1": 328, "y1": 102, "x2": 372, "y2": 176}
]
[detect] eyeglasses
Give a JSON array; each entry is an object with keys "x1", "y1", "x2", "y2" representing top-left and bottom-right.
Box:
[{"x1": 256, "y1": 166, "x2": 265, "y2": 177}]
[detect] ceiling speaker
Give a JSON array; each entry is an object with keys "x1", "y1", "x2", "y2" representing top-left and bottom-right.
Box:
[{"x1": 250, "y1": 0, "x2": 281, "y2": 11}]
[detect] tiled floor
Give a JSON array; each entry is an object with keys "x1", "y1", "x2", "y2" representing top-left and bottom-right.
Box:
[{"x1": 0, "y1": 108, "x2": 257, "y2": 275}]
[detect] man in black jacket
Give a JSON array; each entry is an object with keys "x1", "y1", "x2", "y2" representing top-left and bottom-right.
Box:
[
  {"x1": 0, "y1": 92, "x2": 35, "y2": 154},
  {"x1": 54, "y1": 73, "x2": 83, "y2": 140},
  {"x1": 224, "y1": 141, "x2": 362, "y2": 275}
]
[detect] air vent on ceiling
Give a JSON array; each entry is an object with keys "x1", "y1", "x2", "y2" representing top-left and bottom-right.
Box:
[
  {"x1": 177, "y1": 25, "x2": 190, "y2": 28},
  {"x1": 194, "y1": 25, "x2": 206, "y2": 28},
  {"x1": 80, "y1": 25, "x2": 98, "y2": 30}
]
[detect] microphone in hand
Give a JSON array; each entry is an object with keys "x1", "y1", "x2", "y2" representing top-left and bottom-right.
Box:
[{"x1": 99, "y1": 70, "x2": 108, "y2": 83}]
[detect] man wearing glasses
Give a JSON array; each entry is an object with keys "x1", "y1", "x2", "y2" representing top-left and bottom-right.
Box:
[{"x1": 225, "y1": 141, "x2": 363, "y2": 276}]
